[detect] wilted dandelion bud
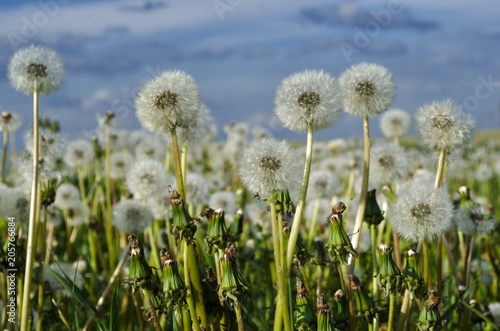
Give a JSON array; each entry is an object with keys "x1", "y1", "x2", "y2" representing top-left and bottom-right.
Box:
[
  {"x1": 294, "y1": 278, "x2": 317, "y2": 330},
  {"x1": 169, "y1": 185, "x2": 197, "y2": 245},
  {"x1": 125, "y1": 235, "x2": 153, "y2": 293},
  {"x1": 363, "y1": 189, "x2": 384, "y2": 227},
  {"x1": 203, "y1": 208, "x2": 229, "y2": 255},
  {"x1": 8, "y1": 45, "x2": 65, "y2": 95},
  {"x1": 402, "y1": 250, "x2": 424, "y2": 295},
  {"x1": 325, "y1": 202, "x2": 358, "y2": 265},
  {"x1": 339, "y1": 62, "x2": 396, "y2": 117},
  {"x1": 417, "y1": 290, "x2": 444, "y2": 331},
  {"x1": 316, "y1": 293, "x2": 333, "y2": 331},
  {"x1": 239, "y1": 138, "x2": 301, "y2": 196},
  {"x1": 389, "y1": 178, "x2": 453, "y2": 243},
  {"x1": 135, "y1": 70, "x2": 200, "y2": 133},
  {"x1": 274, "y1": 69, "x2": 342, "y2": 132},
  {"x1": 415, "y1": 99, "x2": 475, "y2": 151},
  {"x1": 160, "y1": 248, "x2": 186, "y2": 309},
  {"x1": 350, "y1": 275, "x2": 376, "y2": 322},
  {"x1": 332, "y1": 289, "x2": 350, "y2": 329},
  {"x1": 380, "y1": 108, "x2": 411, "y2": 139},
  {"x1": 377, "y1": 244, "x2": 402, "y2": 296},
  {"x1": 219, "y1": 242, "x2": 249, "y2": 305}
]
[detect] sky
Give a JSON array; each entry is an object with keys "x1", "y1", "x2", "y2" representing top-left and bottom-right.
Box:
[{"x1": 1, "y1": 0, "x2": 500, "y2": 145}]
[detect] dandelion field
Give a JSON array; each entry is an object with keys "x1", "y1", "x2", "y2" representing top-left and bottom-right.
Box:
[{"x1": 1, "y1": 46, "x2": 500, "y2": 331}]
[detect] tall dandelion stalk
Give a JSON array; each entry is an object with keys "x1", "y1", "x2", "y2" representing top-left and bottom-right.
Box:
[
  {"x1": 8, "y1": 45, "x2": 64, "y2": 331},
  {"x1": 339, "y1": 62, "x2": 395, "y2": 272}
]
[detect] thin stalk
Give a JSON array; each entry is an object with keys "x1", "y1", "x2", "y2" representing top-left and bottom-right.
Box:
[
  {"x1": 286, "y1": 123, "x2": 314, "y2": 276},
  {"x1": 371, "y1": 225, "x2": 380, "y2": 330},
  {"x1": 174, "y1": 307, "x2": 183, "y2": 331},
  {"x1": 349, "y1": 116, "x2": 370, "y2": 273},
  {"x1": 146, "y1": 294, "x2": 163, "y2": 331},
  {"x1": 214, "y1": 250, "x2": 222, "y2": 285},
  {"x1": 181, "y1": 142, "x2": 187, "y2": 189},
  {"x1": 20, "y1": 89, "x2": 40, "y2": 331},
  {"x1": 186, "y1": 244, "x2": 209, "y2": 329},
  {"x1": 270, "y1": 202, "x2": 291, "y2": 331},
  {"x1": 148, "y1": 226, "x2": 161, "y2": 270},
  {"x1": 396, "y1": 290, "x2": 411, "y2": 331},
  {"x1": 388, "y1": 292, "x2": 396, "y2": 331},
  {"x1": 184, "y1": 242, "x2": 202, "y2": 331},
  {"x1": 435, "y1": 148, "x2": 446, "y2": 297},
  {"x1": 170, "y1": 128, "x2": 186, "y2": 201},
  {"x1": 104, "y1": 125, "x2": 117, "y2": 269},
  {"x1": 132, "y1": 292, "x2": 144, "y2": 331},
  {"x1": 1, "y1": 274, "x2": 7, "y2": 329},
  {"x1": 1, "y1": 129, "x2": 7, "y2": 182},
  {"x1": 234, "y1": 305, "x2": 245, "y2": 331},
  {"x1": 306, "y1": 197, "x2": 321, "y2": 250},
  {"x1": 36, "y1": 207, "x2": 48, "y2": 331},
  {"x1": 341, "y1": 263, "x2": 356, "y2": 331}
]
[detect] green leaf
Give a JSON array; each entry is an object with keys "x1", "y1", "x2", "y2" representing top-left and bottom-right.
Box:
[
  {"x1": 110, "y1": 278, "x2": 120, "y2": 330},
  {"x1": 42, "y1": 262, "x2": 108, "y2": 331},
  {"x1": 461, "y1": 301, "x2": 500, "y2": 331}
]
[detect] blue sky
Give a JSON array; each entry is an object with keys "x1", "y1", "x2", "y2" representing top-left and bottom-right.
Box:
[{"x1": 1, "y1": 0, "x2": 499, "y2": 143}]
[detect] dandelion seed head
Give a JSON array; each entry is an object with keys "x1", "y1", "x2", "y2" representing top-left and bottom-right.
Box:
[
  {"x1": 135, "y1": 70, "x2": 200, "y2": 133},
  {"x1": 274, "y1": 69, "x2": 342, "y2": 132},
  {"x1": 135, "y1": 137, "x2": 164, "y2": 161},
  {"x1": 8, "y1": 45, "x2": 65, "y2": 95},
  {"x1": 307, "y1": 170, "x2": 340, "y2": 200},
  {"x1": 389, "y1": 179, "x2": 453, "y2": 242},
  {"x1": 126, "y1": 159, "x2": 169, "y2": 200},
  {"x1": 370, "y1": 143, "x2": 409, "y2": 184},
  {"x1": 339, "y1": 62, "x2": 396, "y2": 117},
  {"x1": 239, "y1": 138, "x2": 301, "y2": 195},
  {"x1": 54, "y1": 183, "x2": 80, "y2": 210},
  {"x1": 43, "y1": 263, "x2": 84, "y2": 297},
  {"x1": 305, "y1": 198, "x2": 332, "y2": 225},
  {"x1": 380, "y1": 108, "x2": 411, "y2": 138},
  {"x1": 109, "y1": 151, "x2": 134, "y2": 180},
  {"x1": 113, "y1": 199, "x2": 154, "y2": 234},
  {"x1": 209, "y1": 191, "x2": 237, "y2": 218},
  {"x1": 185, "y1": 172, "x2": 209, "y2": 206},
  {"x1": 178, "y1": 103, "x2": 214, "y2": 146},
  {"x1": 0, "y1": 111, "x2": 22, "y2": 132},
  {"x1": 148, "y1": 193, "x2": 172, "y2": 220},
  {"x1": 416, "y1": 99, "x2": 475, "y2": 151},
  {"x1": 69, "y1": 204, "x2": 86, "y2": 226},
  {"x1": 64, "y1": 140, "x2": 94, "y2": 168}
]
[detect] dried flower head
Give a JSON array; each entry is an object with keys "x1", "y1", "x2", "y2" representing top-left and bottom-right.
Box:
[
  {"x1": 415, "y1": 99, "x2": 475, "y2": 151},
  {"x1": 339, "y1": 62, "x2": 396, "y2": 117},
  {"x1": 135, "y1": 70, "x2": 200, "y2": 133},
  {"x1": 8, "y1": 45, "x2": 65, "y2": 95},
  {"x1": 113, "y1": 199, "x2": 154, "y2": 234},
  {"x1": 274, "y1": 69, "x2": 342, "y2": 132},
  {"x1": 380, "y1": 108, "x2": 411, "y2": 138},
  {"x1": 238, "y1": 138, "x2": 300, "y2": 195},
  {"x1": 389, "y1": 179, "x2": 453, "y2": 242},
  {"x1": 64, "y1": 140, "x2": 94, "y2": 168}
]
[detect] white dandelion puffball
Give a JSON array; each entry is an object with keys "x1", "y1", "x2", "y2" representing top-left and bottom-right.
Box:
[
  {"x1": 69, "y1": 204, "x2": 86, "y2": 226},
  {"x1": 307, "y1": 170, "x2": 340, "y2": 200},
  {"x1": 339, "y1": 62, "x2": 396, "y2": 117},
  {"x1": 64, "y1": 140, "x2": 94, "y2": 168},
  {"x1": 113, "y1": 199, "x2": 154, "y2": 234},
  {"x1": 209, "y1": 191, "x2": 237, "y2": 218},
  {"x1": 126, "y1": 159, "x2": 169, "y2": 200},
  {"x1": 305, "y1": 198, "x2": 332, "y2": 225},
  {"x1": 54, "y1": 183, "x2": 81, "y2": 210},
  {"x1": 10, "y1": 188, "x2": 30, "y2": 223},
  {"x1": 148, "y1": 193, "x2": 172, "y2": 220},
  {"x1": 389, "y1": 179, "x2": 453, "y2": 242},
  {"x1": 185, "y1": 172, "x2": 209, "y2": 206},
  {"x1": 415, "y1": 99, "x2": 475, "y2": 151},
  {"x1": 380, "y1": 108, "x2": 411, "y2": 138},
  {"x1": 239, "y1": 138, "x2": 301, "y2": 195},
  {"x1": 8, "y1": 45, "x2": 65, "y2": 95},
  {"x1": 274, "y1": 69, "x2": 342, "y2": 132},
  {"x1": 135, "y1": 137, "x2": 165, "y2": 161},
  {"x1": 369, "y1": 143, "x2": 409, "y2": 184},
  {"x1": 109, "y1": 151, "x2": 134, "y2": 180},
  {"x1": 135, "y1": 70, "x2": 200, "y2": 133},
  {"x1": 43, "y1": 262, "x2": 84, "y2": 297},
  {"x1": 0, "y1": 111, "x2": 23, "y2": 132},
  {"x1": 178, "y1": 103, "x2": 214, "y2": 146}
]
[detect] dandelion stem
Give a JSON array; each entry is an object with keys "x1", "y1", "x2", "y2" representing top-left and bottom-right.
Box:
[
  {"x1": 349, "y1": 116, "x2": 370, "y2": 273},
  {"x1": 146, "y1": 294, "x2": 163, "y2": 331},
  {"x1": 186, "y1": 243, "x2": 209, "y2": 329},
  {"x1": 104, "y1": 125, "x2": 117, "y2": 269},
  {"x1": 396, "y1": 290, "x2": 411, "y2": 331},
  {"x1": 235, "y1": 304, "x2": 245, "y2": 331},
  {"x1": 434, "y1": 148, "x2": 446, "y2": 297},
  {"x1": 341, "y1": 263, "x2": 356, "y2": 331},
  {"x1": 371, "y1": 225, "x2": 380, "y2": 330},
  {"x1": 184, "y1": 242, "x2": 202, "y2": 331},
  {"x1": 171, "y1": 128, "x2": 186, "y2": 202},
  {"x1": 1, "y1": 129, "x2": 7, "y2": 182},
  {"x1": 388, "y1": 292, "x2": 396, "y2": 331},
  {"x1": 286, "y1": 123, "x2": 314, "y2": 277},
  {"x1": 270, "y1": 201, "x2": 292, "y2": 331},
  {"x1": 20, "y1": 89, "x2": 40, "y2": 331},
  {"x1": 306, "y1": 197, "x2": 321, "y2": 251}
]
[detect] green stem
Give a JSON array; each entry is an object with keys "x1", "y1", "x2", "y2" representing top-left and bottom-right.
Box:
[
  {"x1": 341, "y1": 263, "x2": 356, "y2": 331},
  {"x1": 181, "y1": 142, "x2": 187, "y2": 189},
  {"x1": 388, "y1": 292, "x2": 396, "y2": 331},
  {"x1": 286, "y1": 123, "x2": 314, "y2": 276},
  {"x1": 271, "y1": 202, "x2": 291, "y2": 331},
  {"x1": 184, "y1": 242, "x2": 201, "y2": 331},
  {"x1": 186, "y1": 244, "x2": 209, "y2": 329},
  {"x1": 20, "y1": 89, "x2": 40, "y2": 331},
  {"x1": 1, "y1": 129, "x2": 7, "y2": 182},
  {"x1": 349, "y1": 116, "x2": 370, "y2": 273},
  {"x1": 371, "y1": 225, "x2": 379, "y2": 330},
  {"x1": 396, "y1": 290, "x2": 411, "y2": 331},
  {"x1": 235, "y1": 304, "x2": 245, "y2": 331},
  {"x1": 434, "y1": 148, "x2": 446, "y2": 297},
  {"x1": 105, "y1": 125, "x2": 117, "y2": 270},
  {"x1": 171, "y1": 128, "x2": 186, "y2": 202},
  {"x1": 306, "y1": 197, "x2": 321, "y2": 250},
  {"x1": 146, "y1": 294, "x2": 163, "y2": 331}
]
